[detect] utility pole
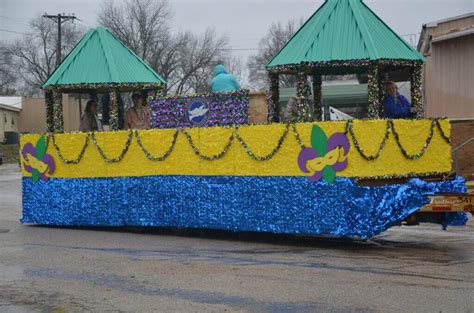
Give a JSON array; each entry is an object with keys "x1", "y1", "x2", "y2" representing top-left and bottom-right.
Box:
[{"x1": 43, "y1": 13, "x2": 77, "y2": 67}]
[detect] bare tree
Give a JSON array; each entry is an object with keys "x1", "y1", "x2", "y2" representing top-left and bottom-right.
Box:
[
  {"x1": 173, "y1": 28, "x2": 228, "y2": 94},
  {"x1": 98, "y1": 0, "x2": 231, "y2": 95},
  {"x1": 247, "y1": 19, "x2": 304, "y2": 90},
  {"x1": 99, "y1": 0, "x2": 171, "y2": 61},
  {"x1": 220, "y1": 53, "x2": 244, "y2": 84},
  {"x1": 147, "y1": 30, "x2": 187, "y2": 92},
  {"x1": 0, "y1": 43, "x2": 17, "y2": 95},
  {"x1": 5, "y1": 16, "x2": 84, "y2": 95},
  {"x1": 184, "y1": 51, "x2": 243, "y2": 94}
]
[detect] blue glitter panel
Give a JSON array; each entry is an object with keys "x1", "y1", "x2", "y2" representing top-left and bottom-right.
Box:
[{"x1": 21, "y1": 176, "x2": 467, "y2": 239}]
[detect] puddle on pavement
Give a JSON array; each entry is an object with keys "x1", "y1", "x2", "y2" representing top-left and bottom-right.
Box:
[
  {"x1": 0, "y1": 264, "x2": 24, "y2": 282},
  {"x1": 0, "y1": 302, "x2": 68, "y2": 313},
  {"x1": 0, "y1": 303, "x2": 37, "y2": 313}
]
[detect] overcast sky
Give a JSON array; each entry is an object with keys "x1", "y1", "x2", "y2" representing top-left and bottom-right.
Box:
[{"x1": 1, "y1": 0, "x2": 473, "y2": 68}]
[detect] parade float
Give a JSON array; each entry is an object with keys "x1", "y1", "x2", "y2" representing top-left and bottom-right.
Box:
[{"x1": 19, "y1": 0, "x2": 472, "y2": 239}]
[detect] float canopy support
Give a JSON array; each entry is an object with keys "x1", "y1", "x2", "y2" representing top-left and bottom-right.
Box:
[
  {"x1": 410, "y1": 62, "x2": 424, "y2": 116},
  {"x1": 312, "y1": 72, "x2": 322, "y2": 121},
  {"x1": 268, "y1": 72, "x2": 280, "y2": 123}
]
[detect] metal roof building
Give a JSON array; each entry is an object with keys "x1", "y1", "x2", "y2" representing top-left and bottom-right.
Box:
[{"x1": 418, "y1": 13, "x2": 474, "y2": 119}]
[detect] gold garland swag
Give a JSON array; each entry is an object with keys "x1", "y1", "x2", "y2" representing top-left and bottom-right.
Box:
[{"x1": 45, "y1": 119, "x2": 451, "y2": 166}]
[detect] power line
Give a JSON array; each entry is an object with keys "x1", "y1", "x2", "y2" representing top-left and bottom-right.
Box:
[
  {"x1": 220, "y1": 48, "x2": 259, "y2": 51},
  {"x1": 0, "y1": 28, "x2": 31, "y2": 35},
  {"x1": 75, "y1": 18, "x2": 93, "y2": 28},
  {"x1": 0, "y1": 15, "x2": 30, "y2": 21},
  {"x1": 400, "y1": 32, "x2": 420, "y2": 37},
  {"x1": 0, "y1": 27, "x2": 257, "y2": 52},
  {"x1": 0, "y1": 15, "x2": 31, "y2": 26}
]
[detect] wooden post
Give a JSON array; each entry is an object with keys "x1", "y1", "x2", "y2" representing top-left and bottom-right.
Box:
[
  {"x1": 78, "y1": 93, "x2": 82, "y2": 122},
  {"x1": 45, "y1": 90, "x2": 55, "y2": 132},
  {"x1": 378, "y1": 68, "x2": 387, "y2": 111},
  {"x1": 294, "y1": 68, "x2": 311, "y2": 122},
  {"x1": 53, "y1": 91, "x2": 64, "y2": 132},
  {"x1": 410, "y1": 62, "x2": 423, "y2": 117},
  {"x1": 109, "y1": 88, "x2": 119, "y2": 130},
  {"x1": 367, "y1": 63, "x2": 381, "y2": 119},
  {"x1": 141, "y1": 90, "x2": 149, "y2": 106},
  {"x1": 268, "y1": 72, "x2": 280, "y2": 122},
  {"x1": 312, "y1": 73, "x2": 322, "y2": 121}
]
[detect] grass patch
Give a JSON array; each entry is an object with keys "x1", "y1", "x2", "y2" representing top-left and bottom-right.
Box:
[{"x1": 0, "y1": 144, "x2": 20, "y2": 164}]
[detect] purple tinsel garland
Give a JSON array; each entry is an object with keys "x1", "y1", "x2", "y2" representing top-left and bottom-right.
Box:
[{"x1": 150, "y1": 90, "x2": 249, "y2": 129}]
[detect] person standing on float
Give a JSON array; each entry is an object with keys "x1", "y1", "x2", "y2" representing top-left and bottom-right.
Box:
[
  {"x1": 80, "y1": 100, "x2": 103, "y2": 132},
  {"x1": 124, "y1": 93, "x2": 151, "y2": 129},
  {"x1": 210, "y1": 64, "x2": 241, "y2": 93}
]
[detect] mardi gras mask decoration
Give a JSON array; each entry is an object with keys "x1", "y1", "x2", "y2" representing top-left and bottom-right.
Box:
[
  {"x1": 22, "y1": 136, "x2": 55, "y2": 182},
  {"x1": 298, "y1": 125, "x2": 350, "y2": 184}
]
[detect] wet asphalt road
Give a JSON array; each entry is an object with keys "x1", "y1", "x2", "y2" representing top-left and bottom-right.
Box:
[{"x1": 0, "y1": 164, "x2": 473, "y2": 313}]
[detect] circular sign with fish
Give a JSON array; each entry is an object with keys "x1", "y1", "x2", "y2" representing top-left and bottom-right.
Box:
[{"x1": 186, "y1": 99, "x2": 209, "y2": 126}]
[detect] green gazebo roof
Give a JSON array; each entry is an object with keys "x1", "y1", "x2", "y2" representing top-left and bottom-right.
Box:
[
  {"x1": 267, "y1": 0, "x2": 424, "y2": 68},
  {"x1": 43, "y1": 27, "x2": 166, "y2": 89}
]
